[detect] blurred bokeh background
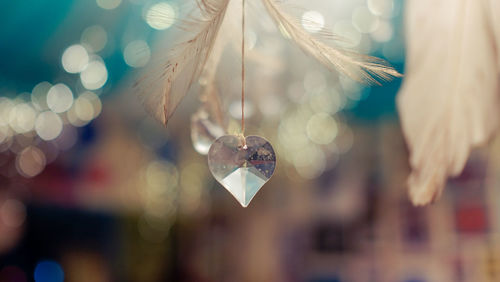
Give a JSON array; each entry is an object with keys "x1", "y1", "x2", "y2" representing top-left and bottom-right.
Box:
[{"x1": 1, "y1": 0, "x2": 498, "y2": 281}]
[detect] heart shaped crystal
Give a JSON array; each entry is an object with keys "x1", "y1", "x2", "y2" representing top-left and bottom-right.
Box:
[{"x1": 208, "y1": 135, "x2": 276, "y2": 207}]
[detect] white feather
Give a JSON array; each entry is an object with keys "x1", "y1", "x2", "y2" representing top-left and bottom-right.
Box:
[
  {"x1": 135, "y1": 0, "x2": 230, "y2": 126},
  {"x1": 261, "y1": 0, "x2": 401, "y2": 84},
  {"x1": 398, "y1": 0, "x2": 500, "y2": 205}
]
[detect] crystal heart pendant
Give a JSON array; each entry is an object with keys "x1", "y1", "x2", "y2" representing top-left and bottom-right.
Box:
[{"x1": 208, "y1": 135, "x2": 276, "y2": 207}]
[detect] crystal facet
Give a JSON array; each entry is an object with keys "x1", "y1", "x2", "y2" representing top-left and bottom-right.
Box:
[{"x1": 208, "y1": 135, "x2": 276, "y2": 207}]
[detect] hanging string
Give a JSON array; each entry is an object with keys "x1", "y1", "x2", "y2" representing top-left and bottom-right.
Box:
[{"x1": 241, "y1": 0, "x2": 246, "y2": 135}]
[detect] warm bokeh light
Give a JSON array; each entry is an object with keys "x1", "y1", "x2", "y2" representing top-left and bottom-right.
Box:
[
  {"x1": 96, "y1": 0, "x2": 121, "y2": 10},
  {"x1": 123, "y1": 40, "x2": 151, "y2": 68},
  {"x1": 35, "y1": 111, "x2": 63, "y2": 141},
  {"x1": 293, "y1": 145, "x2": 327, "y2": 178},
  {"x1": 1, "y1": 199, "x2": 26, "y2": 228},
  {"x1": 146, "y1": 2, "x2": 176, "y2": 30},
  {"x1": 80, "y1": 60, "x2": 108, "y2": 90},
  {"x1": 352, "y1": 6, "x2": 380, "y2": 33},
  {"x1": 67, "y1": 91, "x2": 102, "y2": 127},
  {"x1": 0, "y1": 98, "x2": 14, "y2": 127},
  {"x1": 333, "y1": 20, "x2": 362, "y2": 48},
  {"x1": 8, "y1": 103, "x2": 36, "y2": 134},
  {"x1": 178, "y1": 162, "x2": 207, "y2": 214},
  {"x1": 145, "y1": 160, "x2": 179, "y2": 188},
  {"x1": 31, "y1": 82, "x2": 52, "y2": 111},
  {"x1": 61, "y1": 45, "x2": 89, "y2": 74},
  {"x1": 73, "y1": 97, "x2": 94, "y2": 123},
  {"x1": 306, "y1": 112, "x2": 338, "y2": 145},
  {"x1": 371, "y1": 20, "x2": 394, "y2": 42},
  {"x1": 81, "y1": 25, "x2": 108, "y2": 53},
  {"x1": 301, "y1": 11, "x2": 325, "y2": 33},
  {"x1": 229, "y1": 100, "x2": 254, "y2": 120},
  {"x1": 368, "y1": 0, "x2": 394, "y2": 18},
  {"x1": 47, "y1": 84, "x2": 74, "y2": 113},
  {"x1": 15, "y1": 146, "x2": 46, "y2": 178},
  {"x1": 0, "y1": 126, "x2": 11, "y2": 145}
]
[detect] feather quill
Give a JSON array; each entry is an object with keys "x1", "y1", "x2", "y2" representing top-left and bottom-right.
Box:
[
  {"x1": 261, "y1": 0, "x2": 401, "y2": 84},
  {"x1": 198, "y1": 26, "x2": 227, "y2": 128},
  {"x1": 196, "y1": 0, "x2": 283, "y2": 128},
  {"x1": 397, "y1": 0, "x2": 500, "y2": 205},
  {"x1": 135, "y1": 0, "x2": 230, "y2": 126}
]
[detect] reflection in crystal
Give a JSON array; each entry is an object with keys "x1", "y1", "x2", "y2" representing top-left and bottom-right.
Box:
[
  {"x1": 208, "y1": 135, "x2": 276, "y2": 207},
  {"x1": 221, "y1": 167, "x2": 267, "y2": 207},
  {"x1": 190, "y1": 109, "x2": 225, "y2": 155}
]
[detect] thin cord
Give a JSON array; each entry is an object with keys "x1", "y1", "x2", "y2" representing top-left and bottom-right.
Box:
[{"x1": 241, "y1": 0, "x2": 246, "y2": 135}]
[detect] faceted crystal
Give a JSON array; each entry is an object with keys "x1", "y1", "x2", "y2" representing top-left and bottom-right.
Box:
[
  {"x1": 208, "y1": 135, "x2": 276, "y2": 207},
  {"x1": 191, "y1": 108, "x2": 225, "y2": 155}
]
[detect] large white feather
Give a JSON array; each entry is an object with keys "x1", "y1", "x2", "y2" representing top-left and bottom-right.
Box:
[
  {"x1": 135, "y1": 0, "x2": 230, "y2": 126},
  {"x1": 398, "y1": 0, "x2": 500, "y2": 205},
  {"x1": 197, "y1": 19, "x2": 228, "y2": 128},
  {"x1": 261, "y1": 0, "x2": 401, "y2": 84}
]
